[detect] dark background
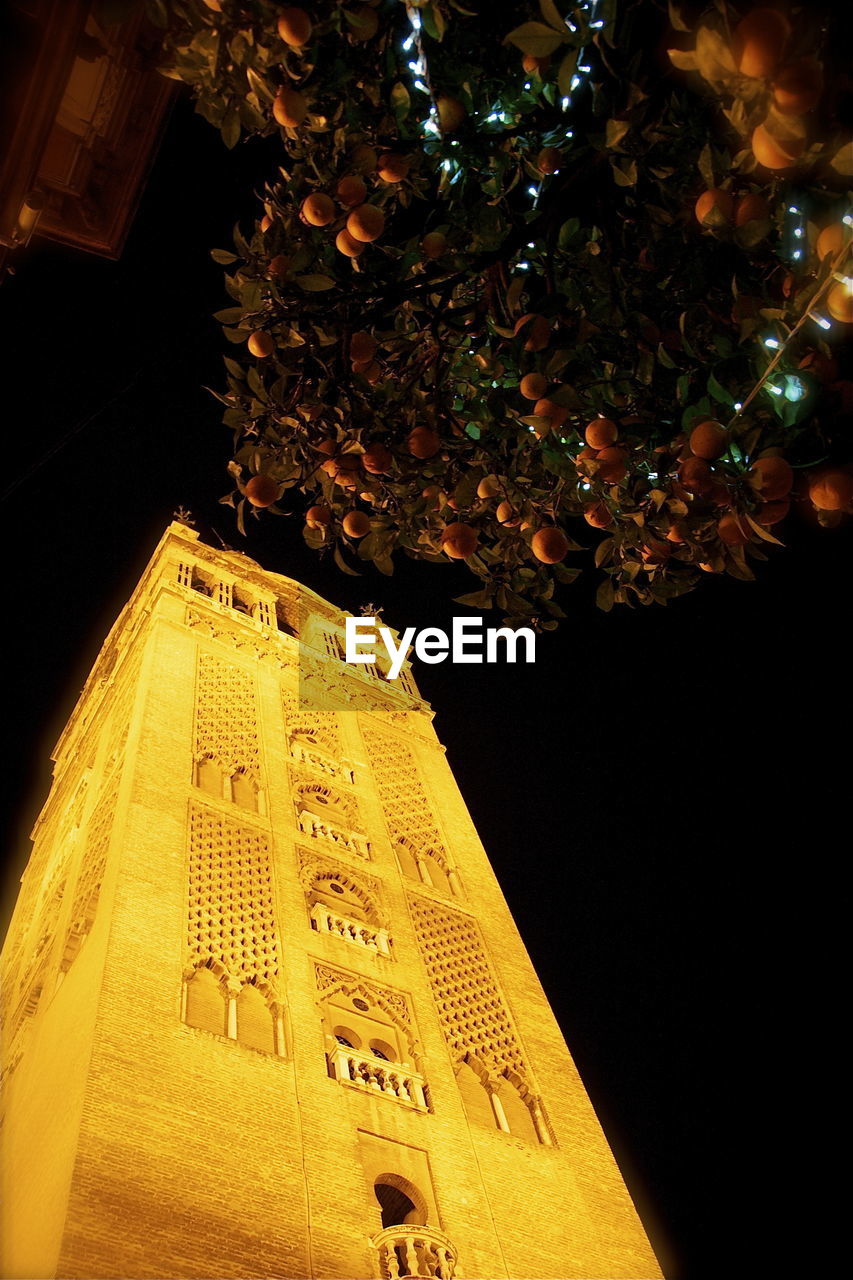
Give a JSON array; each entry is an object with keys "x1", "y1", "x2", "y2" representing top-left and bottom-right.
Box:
[{"x1": 1, "y1": 95, "x2": 850, "y2": 1279}]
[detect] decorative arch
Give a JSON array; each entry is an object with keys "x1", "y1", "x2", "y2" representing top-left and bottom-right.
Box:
[
  {"x1": 317, "y1": 970, "x2": 417, "y2": 1064},
  {"x1": 295, "y1": 780, "x2": 356, "y2": 826},
  {"x1": 497, "y1": 1066, "x2": 552, "y2": 1146},
  {"x1": 396, "y1": 837, "x2": 457, "y2": 897},
  {"x1": 309, "y1": 868, "x2": 379, "y2": 924},
  {"x1": 455, "y1": 1053, "x2": 496, "y2": 1131},
  {"x1": 373, "y1": 1173, "x2": 429, "y2": 1229},
  {"x1": 183, "y1": 961, "x2": 228, "y2": 1037}
]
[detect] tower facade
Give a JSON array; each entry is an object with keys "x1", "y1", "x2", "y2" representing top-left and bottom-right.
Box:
[{"x1": 1, "y1": 522, "x2": 662, "y2": 1280}]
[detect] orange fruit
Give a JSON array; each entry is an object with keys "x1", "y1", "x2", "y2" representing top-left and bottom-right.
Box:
[
  {"x1": 574, "y1": 447, "x2": 599, "y2": 478},
  {"x1": 749, "y1": 455, "x2": 794, "y2": 500},
  {"x1": 513, "y1": 313, "x2": 550, "y2": 352},
  {"x1": 816, "y1": 222, "x2": 852, "y2": 262},
  {"x1": 343, "y1": 510, "x2": 370, "y2": 538},
  {"x1": 361, "y1": 361, "x2": 382, "y2": 385},
  {"x1": 362, "y1": 443, "x2": 393, "y2": 475},
  {"x1": 583, "y1": 502, "x2": 612, "y2": 528},
  {"x1": 678, "y1": 456, "x2": 714, "y2": 494},
  {"x1": 277, "y1": 7, "x2": 312, "y2": 47},
  {"x1": 718, "y1": 512, "x2": 751, "y2": 546},
  {"x1": 408, "y1": 426, "x2": 441, "y2": 459},
  {"x1": 437, "y1": 95, "x2": 466, "y2": 134},
  {"x1": 349, "y1": 5, "x2": 378, "y2": 41},
  {"x1": 534, "y1": 398, "x2": 569, "y2": 429},
  {"x1": 347, "y1": 204, "x2": 385, "y2": 242},
  {"x1": 273, "y1": 86, "x2": 308, "y2": 128},
  {"x1": 350, "y1": 332, "x2": 375, "y2": 363},
  {"x1": 336, "y1": 229, "x2": 365, "y2": 257},
  {"x1": 751, "y1": 123, "x2": 804, "y2": 171},
  {"x1": 302, "y1": 193, "x2": 335, "y2": 226},
  {"x1": 260, "y1": 213, "x2": 273, "y2": 233},
  {"x1": 694, "y1": 188, "x2": 733, "y2": 226},
  {"x1": 756, "y1": 498, "x2": 789, "y2": 525},
  {"x1": 597, "y1": 446, "x2": 628, "y2": 483},
  {"x1": 666, "y1": 523, "x2": 686, "y2": 543},
  {"x1": 519, "y1": 372, "x2": 547, "y2": 401},
  {"x1": 827, "y1": 282, "x2": 853, "y2": 324},
  {"x1": 422, "y1": 484, "x2": 445, "y2": 510},
  {"x1": 245, "y1": 475, "x2": 278, "y2": 507},
  {"x1": 377, "y1": 153, "x2": 410, "y2": 183},
  {"x1": 247, "y1": 331, "x2": 274, "y2": 358},
  {"x1": 422, "y1": 231, "x2": 447, "y2": 259},
  {"x1": 734, "y1": 8, "x2": 790, "y2": 79},
  {"x1": 807, "y1": 468, "x2": 853, "y2": 511},
  {"x1": 689, "y1": 420, "x2": 729, "y2": 460},
  {"x1": 476, "y1": 475, "x2": 502, "y2": 500},
  {"x1": 351, "y1": 144, "x2": 378, "y2": 174},
  {"x1": 336, "y1": 175, "x2": 367, "y2": 207},
  {"x1": 522, "y1": 53, "x2": 549, "y2": 75},
  {"x1": 305, "y1": 504, "x2": 332, "y2": 528},
  {"x1": 268, "y1": 254, "x2": 290, "y2": 278},
  {"x1": 536, "y1": 147, "x2": 562, "y2": 175},
  {"x1": 772, "y1": 56, "x2": 823, "y2": 114},
  {"x1": 441, "y1": 522, "x2": 478, "y2": 559},
  {"x1": 585, "y1": 417, "x2": 618, "y2": 449},
  {"x1": 734, "y1": 193, "x2": 769, "y2": 226},
  {"x1": 531, "y1": 527, "x2": 569, "y2": 563},
  {"x1": 496, "y1": 500, "x2": 519, "y2": 526},
  {"x1": 797, "y1": 351, "x2": 839, "y2": 384}
]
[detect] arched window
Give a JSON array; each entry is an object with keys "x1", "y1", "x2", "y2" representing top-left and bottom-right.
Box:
[
  {"x1": 499, "y1": 1081, "x2": 541, "y2": 1145},
  {"x1": 456, "y1": 1059, "x2": 496, "y2": 1131},
  {"x1": 236, "y1": 983, "x2": 275, "y2": 1054},
  {"x1": 184, "y1": 966, "x2": 226, "y2": 1036},
  {"x1": 332, "y1": 1025, "x2": 362, "y2": 1051},
  {"x1": 195, "y1": 756, "x2": 223, "y2": 798},
  {"x1": 421, "y1": 850, "x2": 452, "y2": 897},
  {"x1": 230, "y1": 769, "x2": 258, "y2": 812},
  {"x1": 395, "y1": 840, "x2": 421, "y2": 883},
  {"x1": 374, "y1": 1176, "x2": 427, "y2": 1229}
]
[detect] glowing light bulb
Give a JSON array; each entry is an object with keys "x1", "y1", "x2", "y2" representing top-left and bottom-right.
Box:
[
  {"x1": 812, "y1": 314, "x2": 832, "y2": 330},
  {"x1": 793, "y1": 226, "x2": 804, "y2": 238},
  {"x1": 768, "y1": 384, "x2": 783, "y2": 396},
  {"x1": 763, "y1": 337, "x2": 780, "y2": 349},
  {"x1": 527, "y1": 185, "x2": 538, "y2": 197}
]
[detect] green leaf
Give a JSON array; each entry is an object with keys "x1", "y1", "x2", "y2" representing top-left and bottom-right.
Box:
[
  {"x1": 213, "y1": 306, "x2": 244, "y2": 324},
  {"x1": 668, "y1": 48, "x2": 698, "y2": 71},
  {"x1": 611, "y1": 157, "x2": 637, "y2": 187},
  {"x1": 596, "y1": 579, "x2": 615, "y2": 612},
  {"x1": 220, "y1": 107, "x2": 241, "y2": 150},
  {"x1": 668, "y1": 0, "x2": 691, "y2": 32},
  {"x1": 538, "y1": 0, "x2": 567, "y2": 34},
  {"x1": 453, "y1": 589, "x2": 493, "y2": 608},
  {"x1": 211, "y1": 249, "x2": 239, "y2": 265},
  {"x1": 333, "y1": 545, "x2": 361, "y2": 576},
  {"x1": 829, "y1": 141, "x2": 853, "y2": 177},
  {"x1": 697, "y1": 143, "x2": 715, "y2": 189},
  {"x1": 295, "y1": 275, "x2": 336, "y2": 292},
  {"x1": 707, "y1": 372, "x2": 734, "y2": 406},
  {"x1": 390, "y1": 81, "x2": 410, "y2": 122},
  {"x1": 606, "y1": 119, "x2": 630, "y2": 150},
  {"x1": 505, "y1": 22, "x2": 567, "y2": 58},
  {"x1": 557, "y1": 48, "x2": 578, "y2": 98}
]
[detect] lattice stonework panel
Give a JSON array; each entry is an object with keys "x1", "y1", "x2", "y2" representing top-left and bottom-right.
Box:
[
  {"x1": 104, "y1": 645, "x2": 143, "y2": 766},
  {"x1": 408, "y1": 897, "x2": 526, "y2": 1076},
  {"x1": 195, "y1": 652, "x2": 260, "y2": 778},
  {"x1": 360, "y1": 723, "x2": 449, "y2": 863},
  {"x1": 283, "y1": 686, "x2": 343, "y2": 757},
  {"x1": 62, "y1": 767, "x2": 121, "y2": 969},
  {"x1": 187, "y1": 803, "x2": 280, "y2": 988}
]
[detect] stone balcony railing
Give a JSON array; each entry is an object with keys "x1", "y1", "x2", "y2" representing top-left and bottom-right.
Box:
[
  {"x1": 310, "y1": 902, "x2": 391, "y2": 957},
  {"x1": 290, "y1": 740, "x2": 354, "y2": 785},
  {"x1": 372, "y1": 1225, "x2": 458, "y2": 1280},
  {"x1": 329, "y1": 1045, "x2": 428, "y2": 1110},
  {"x1": 297, "y1": 810, "x2": 370, "y2": 858}
]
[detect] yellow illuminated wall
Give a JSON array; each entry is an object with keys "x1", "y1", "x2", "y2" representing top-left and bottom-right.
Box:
[{"x1": 0, "y1": 522, "x2": 662, "y2": 1280}]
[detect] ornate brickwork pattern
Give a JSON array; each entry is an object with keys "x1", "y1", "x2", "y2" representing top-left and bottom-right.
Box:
[
  {"x1": 314, "y1": 963, "x2": 411, "y2": 1026},
  {"x1": 103, "y1": 645, "x2": 143, "y2": 767},
  {"x1": 63, "y1": 767, "x2": 121, "y2": 969},
  {"x1": 283, "y1": 687, "x2": 343, "y2": 757},
  {"x1": 360, "y1": 722, "x2": 450, "y2": 867},
  {"x1": 187, "y1": 802, "x2": 280, "y2": 989},
  {"x1": 407, "y1": 897, "x2": 526, "y2": 1076},
  {"x1": 194, "y1": 652, "x2": 260, "y2": 779}
]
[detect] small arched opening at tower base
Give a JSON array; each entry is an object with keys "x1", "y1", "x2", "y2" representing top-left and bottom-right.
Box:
[{"x1": 373, "y1": 1174, "x2": 429, "y2": 1229}]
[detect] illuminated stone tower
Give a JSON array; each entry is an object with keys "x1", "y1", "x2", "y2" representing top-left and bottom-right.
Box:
[{"x1": 1, "y1": 522, "x2": 662, "y2": 1280}]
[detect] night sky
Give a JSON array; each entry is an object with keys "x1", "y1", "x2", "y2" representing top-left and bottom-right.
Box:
[{"x1": 2, "y1": 93, "x2": 850, "y2": 1280}]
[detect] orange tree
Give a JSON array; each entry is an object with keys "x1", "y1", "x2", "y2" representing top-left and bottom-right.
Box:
[{"x1": 151, "y1": 0, "x2": 852, "y2": 619}]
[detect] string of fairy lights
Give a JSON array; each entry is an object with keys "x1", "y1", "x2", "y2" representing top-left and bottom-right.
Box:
[{"x1": 397, "y1": 4, "x2": 851, "y2": 466}]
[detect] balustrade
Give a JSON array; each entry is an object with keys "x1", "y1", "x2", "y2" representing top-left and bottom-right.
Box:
[
  {"x1": 329, "y1": 1045, "x2": 427, "y2": 1110},
  {"x1": 372, "y1": 1225, "x2": 457, "y2": 1280},
  {"x1": 310, "y1": 902, "x2": 390, "y2": 956},
  {"x1": 297, "y1": 810, "x2": 369, "y2": 858}
]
